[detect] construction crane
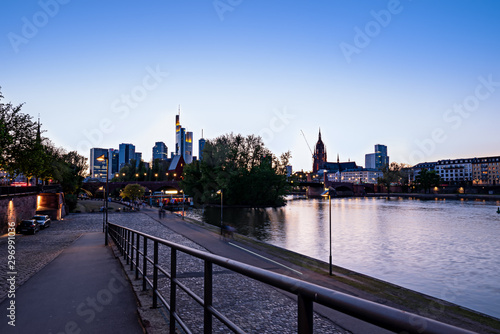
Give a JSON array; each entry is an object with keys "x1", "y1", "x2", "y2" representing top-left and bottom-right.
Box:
[{"x1": 301, "y1": 130, "x2": 315, "y2": 160}]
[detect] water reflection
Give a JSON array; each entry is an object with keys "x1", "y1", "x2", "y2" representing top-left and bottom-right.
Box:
[{"x1": 190, "y1": 197, "x2": 500, "y2": 319}]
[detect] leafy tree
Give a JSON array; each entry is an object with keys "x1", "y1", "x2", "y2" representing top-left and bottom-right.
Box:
[
  {"x1": 182, "y1": 133, "x2": 290, "y2": 207},
  {"x1": 377, "y1": 162, "x2": 407, "y2": 194},
  {"x1": 415, "y1": 168, "x2": 441, "y2": 193},
  {"x1": 0, "y1": 88, "x2": 88, "y2": 192},
  {"x1": 0, "y1": 88, "x2": 38, "y2": 178},
  {"x1": 120, "y1": 183, "x2": 145, "y2": 201}
]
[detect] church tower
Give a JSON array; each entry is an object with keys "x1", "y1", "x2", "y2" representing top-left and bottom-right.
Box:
[{"x1": 313, "y1": 129, "x2": 327, "y2": 173}]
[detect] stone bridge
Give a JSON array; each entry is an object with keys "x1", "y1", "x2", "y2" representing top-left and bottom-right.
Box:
[{"x1": 82, "y1": 181, "x2": 181, "y2": 197}]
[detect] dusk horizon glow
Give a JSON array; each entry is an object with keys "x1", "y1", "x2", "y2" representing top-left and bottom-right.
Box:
[{"x1": 1, "y1": 0, "x2": 499, "y2": 172}]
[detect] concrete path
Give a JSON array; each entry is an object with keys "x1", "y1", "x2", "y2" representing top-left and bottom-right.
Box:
[{"x1": 0, "y1": 232, "x2": 143, "y2": 334}]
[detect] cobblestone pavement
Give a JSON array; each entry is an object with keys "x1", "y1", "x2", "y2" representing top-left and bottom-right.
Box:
[
  {"x1": 1, "y1": 212, "x2": 348, "y2": 333},
  {"x1": 110, "y1": 213, "x2": 349, "y2": 334}
]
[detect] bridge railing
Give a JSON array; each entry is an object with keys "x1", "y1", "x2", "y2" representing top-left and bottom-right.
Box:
[{"x1": 107, "y1": 222, "x2": 474, "y2": 334}]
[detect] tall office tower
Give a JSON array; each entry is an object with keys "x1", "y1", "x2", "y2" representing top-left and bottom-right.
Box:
[
  {"x1": 90, "y1": 148, "x2": 114, "y2": 181},
  {"x1": 174, "y1": 107, "x2": 194, "y2": 164},
  {"x1": 118, "y1": 143, "x2": 136, "y2": 169},
  {"x1": 175, "y1": 109, "x2": 181, "y2": 155},
  {"x1": 365, "y1": 144, "x2": 389, "y2": 170},
  {"x1": 111, "y1": 149, "x2": 119, "y2": 174},
  {"x1": 199, "y1": 130, "x2": 206, "y2": 161},
  {"x1": 313, "y1": 129, "x2": 327, "y2": 173},
  {"x1": 185, "y1": 131, "x2": 193, "y2": 163},
  {"x1": 152, "y1": 142, "x2": 168, "y2": 161},
  {"x1": 178, "y1": 127, "x2": 186, "y2": 159},
  {"x1": 135, "y1": 152, "x2": 142, "y2": 166}
]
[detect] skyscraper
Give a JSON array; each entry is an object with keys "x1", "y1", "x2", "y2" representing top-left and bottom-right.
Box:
[
  {"x1": 185, "y1": 131, "x2": 193, "y2": 163},
  {"x1": 152, "y1": 142, "x2": 168, "y2": 161},
  {"x1": 365, "y1": 144, "x2": 389, "y2": 170},
  {"x1": 174, "y1": 108, "x2": 194, "y2": 163},
  {"x1": 119, "y1": 143, "x2": 135, "y2": 169},
  {"x1": 111, "y1": 149, "x2": 119, "y2": 174},
  {"x1": 135, "y1": 152, "x2": 142, "y2": 166},
  {"x1": 199, "y1": 130, "x2": 206, "y2": 161}
]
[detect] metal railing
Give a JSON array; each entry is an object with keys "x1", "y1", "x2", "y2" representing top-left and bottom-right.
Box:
[{"x1": 107, "y1": 222, "x2": 475, "y2": 334}]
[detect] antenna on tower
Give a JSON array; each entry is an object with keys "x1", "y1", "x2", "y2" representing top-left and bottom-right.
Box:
[
  {"x1": 201, "y1": 129, "x2": 204, "y2": 138},
  {"x1": 178, "y1": 105, "x2": 181, "y2": 115}
]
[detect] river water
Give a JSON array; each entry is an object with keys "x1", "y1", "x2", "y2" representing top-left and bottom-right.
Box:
[{"x1": 188, "y1": 197, "x2": 500, "y2": 319}]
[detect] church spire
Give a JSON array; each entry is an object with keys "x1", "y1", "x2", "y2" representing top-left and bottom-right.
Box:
[
  {"x1": 312, "y1": 128, "x2": 327, "y2": 173},
  {"x1": 36, "y1": 114, "x2": 41, "y2": 144}
]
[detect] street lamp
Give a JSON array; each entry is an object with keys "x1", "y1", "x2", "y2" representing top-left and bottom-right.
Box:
[
  {"x1": 321, "y1": 188, "x2": 333, "y2": 276},
  {"x1": 180, "y1": 189, "x2": 185, "y2": 219},
  {"x1": 217, "y1": 189, "x2": 223, "y2": 234},
  {"x1": 96, "y1": 154, "x2": 109, "y2": 244}
]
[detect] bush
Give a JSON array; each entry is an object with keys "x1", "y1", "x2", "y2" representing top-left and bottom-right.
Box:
[{"x1": 65, "y1": 194, "x2": 78, "y2": 212}]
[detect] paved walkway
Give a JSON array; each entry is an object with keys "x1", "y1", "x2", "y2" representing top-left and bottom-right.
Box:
[{"x1": 0, "y1": 232, "x2": 143, "y2": 334}]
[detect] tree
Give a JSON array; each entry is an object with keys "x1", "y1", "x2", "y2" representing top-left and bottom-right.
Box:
[
  {"x1": 181, "y1": 133, "x2": 290, "y2": 207},
  {"x1": 0, "y1": 87, "x2": 38, "y2": 177},
  {"x1": 377, "y1": 162, "x2": 407, "y2": 194},
  {"x1": 415, "y1": 168, "x2": 441, "y2": 193},
  {"x1": 1, "y1": 88, "x2": 88, "y2": 191},
  {"x1": 120, "y1": 184, "x2": 145, "y2": 201}
]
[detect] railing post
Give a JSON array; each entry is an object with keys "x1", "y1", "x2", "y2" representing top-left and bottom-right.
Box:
[
  {"x1": 298, "y1": 294, "x2": 313, "y2": 334},
  {"x1": 204, "y1": 261, "x2": 213, "y2": 334},
  {"x1": 152, "y1": 240, "x2": 159, "y2": 308},
  {"x1": 135, "y1": 233, "x2": 140, "y2": 280},
  {"x1": 120, "y1": 228, "x2": 124, "y2": 255},
  {"x1": 170, "y1": 249, "x2": 177, "y2": 334},
  {"x1": 130, "y1": 231, "x2": 134, "y2": 271},
  {"x1": 126, "y1": 230, "x2": 129, "y2": 264},
  {"x1": 142, "y1": 236, "x2": 148, "y2": 291},
  {"x1": 123, "y1": 229, "x2": 127, "y2": 260}
]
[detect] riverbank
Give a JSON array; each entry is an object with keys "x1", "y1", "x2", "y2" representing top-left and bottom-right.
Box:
[
  {"x1": 175, "y1": 210, "x2": 500, "y2": 333},
  {"x1": 365, "y1": 192, "x2": 500, "y2": 202}
]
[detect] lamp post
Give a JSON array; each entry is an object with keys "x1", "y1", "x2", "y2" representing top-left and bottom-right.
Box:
[
  {"x1": 97, "y1": 154, "x2": 109, "y2": 245},
  {"x1": 181, "y1": 190, "x2": 185, "y2": 219},
  {"x1": 217, "y1": 189, "x2": 223, "y2": 234},
  {"x1": 321, "y1": 188, "x2": 332, "y2": 276}
]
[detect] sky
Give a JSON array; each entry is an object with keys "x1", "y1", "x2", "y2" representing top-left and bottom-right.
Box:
[{"x1": 1, "y1": 0, "x2": 499, "y2": 173}]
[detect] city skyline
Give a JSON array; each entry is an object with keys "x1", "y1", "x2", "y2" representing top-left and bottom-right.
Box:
[{"x1": 1, "y1": 1, "x2": 499, "y2": 171}]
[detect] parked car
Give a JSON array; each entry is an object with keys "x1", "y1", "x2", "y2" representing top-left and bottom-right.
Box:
[
  {"x1": 32, "y1": 215, "x2": 51, "y2": 229},
  {"x1": 19, "y1": 219, "x2": 40, "y2": 235}
]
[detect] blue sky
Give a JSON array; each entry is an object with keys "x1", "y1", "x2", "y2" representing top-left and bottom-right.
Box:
[{"x1": 1, "y1": 0, "x2": 499, "y2": 172}]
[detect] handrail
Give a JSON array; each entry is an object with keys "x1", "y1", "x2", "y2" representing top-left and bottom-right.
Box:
[{"x1": 107, "y1": 222, "x2": 476, "y2": 334}]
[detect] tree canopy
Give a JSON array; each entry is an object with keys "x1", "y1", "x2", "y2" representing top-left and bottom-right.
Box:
[
  {"x1": 415, "y1": 168, "x2": 441, "y2": 193},
  {"x1": 0, "y1": 87, "x2": 87, "y2": 193},
  {"x1": 181, "y1": 133, "x2": 290, "y2": 207},
  {"x1": 377, "y1": 162, "x2": 410, "y2": 193},
  {"x1": 120, "y1": 183, "x2": 146, "y2": 201}
]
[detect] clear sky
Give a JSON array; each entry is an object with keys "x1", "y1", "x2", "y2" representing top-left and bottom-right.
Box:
[{"x1": 1, "y1": 0, "x2": 499, "y2": 172}]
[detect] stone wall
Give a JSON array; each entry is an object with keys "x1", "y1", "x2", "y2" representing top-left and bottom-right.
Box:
[{"x1": 0, "y1": 194, "x2": 37, "y2": 234}]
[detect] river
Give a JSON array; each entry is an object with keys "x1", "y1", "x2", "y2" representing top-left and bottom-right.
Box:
[{"x1": 188, "y1": 196, "x2": 500, "y2": 319}]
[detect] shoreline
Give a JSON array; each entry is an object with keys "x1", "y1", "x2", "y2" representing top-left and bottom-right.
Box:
[
  {"x1": 364, "y1": 192, "x2": 500, "y2": 202},
  {"x1": 176, "y1": 212, "x2": 500, "y2": 329}
]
